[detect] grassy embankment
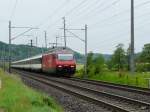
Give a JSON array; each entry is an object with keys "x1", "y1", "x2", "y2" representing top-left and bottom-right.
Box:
[
  {"x1": 75, "y1": 64, "x2": 150, "y2": 88},
  {"x1": 0, "y1": 69, "x2": 63, "y2": 112}
]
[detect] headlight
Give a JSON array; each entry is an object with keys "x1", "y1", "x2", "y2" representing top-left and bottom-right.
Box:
[
  {"x1": 70, "y1": 65, "x2": 75, "y2": 68},
  {"x1": 58, "y1": 65, "x2": 62, "y2": 68}
]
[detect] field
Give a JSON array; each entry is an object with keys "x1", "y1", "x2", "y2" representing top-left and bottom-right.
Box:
[
  {"x1": 89, "y1": 72, "x2": 150, "y2": 88},
  {"x1": 75, "y1": 64, "x2": 150, "y2": 88},
  {"x1": 0, "y1": 69, "x2": 63, "y2": 112}
]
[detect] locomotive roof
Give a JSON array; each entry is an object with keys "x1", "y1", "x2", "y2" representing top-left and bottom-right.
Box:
[
  {"x1": 43, "y1": 47, "x2": 74, "y2": 55},
  {"x1": 45, "y1": 47, "x2": 74, "y2": 54}
]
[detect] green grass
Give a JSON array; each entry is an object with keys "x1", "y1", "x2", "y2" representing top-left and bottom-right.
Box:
[
  {"x1": 0, "y1": 69, "x2": 63, "y2": 112},
  {"x1": 76, "y1": 64, "x2": 84, "y2": 71},
  {"x1": 75, "y1": 70, "x2": 150, "y2": 88},
  {"x1": 90, "y1": 72, "x2": 150, "y2": 88}
]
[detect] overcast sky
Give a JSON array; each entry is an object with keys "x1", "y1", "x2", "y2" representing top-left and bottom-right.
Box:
[{"x1": 0, "y1": 0, "x2": 150, "y2": 54}]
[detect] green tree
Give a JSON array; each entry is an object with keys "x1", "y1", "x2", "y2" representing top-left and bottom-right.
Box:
[
  {"x1": 111, "y1": 44, "x2": 126, "y2": 71},
  {"x1": 93, "y1": 55, "x2": 105, "y2": 74},
  {"x1": 136, "y1": 43, "x2": 150, "y2": 71},
  {"x1": 86, "y1": 52, "x2": 105, "y2": 77},
  {"x1": 87, "y1": 52, "x2": 94, "y2": 76},
  {"x1": 87, "y1": 52, "x2": 93, "y2": 66},
  {"x1": 140, "y1": 43, "x2": 150, "y2": 63},
  {"x1": 106, "y1": 59, "x2": 113, "y2": 70}
]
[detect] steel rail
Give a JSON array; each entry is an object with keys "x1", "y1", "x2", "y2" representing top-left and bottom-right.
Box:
[
  {"x1": 68, "y1": 77, "x2": 150, "y2": 95},
  {"x1": 12, "y1": 69, "x2": 150, "y2": 95},
  {"x1": 17, "y1": 72, "x2": 131, "y2": 112},
  {"x1": 42, "y1": 76, "x2": 150, "y2": 107},
  {"x1": 13, "y1": 70, "x2": 150, "y2": 112}
]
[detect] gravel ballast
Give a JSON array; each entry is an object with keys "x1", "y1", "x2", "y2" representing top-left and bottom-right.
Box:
[{"x1": 21, "y1": 76, "x2": 110, "y2": 112}]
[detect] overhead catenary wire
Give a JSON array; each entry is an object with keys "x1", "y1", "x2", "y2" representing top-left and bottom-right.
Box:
[
  {"x1": 46, "y1": 0, "x2": 88, "y2": 30},
  {"x1": 47, "y1": 0, "x2": 100, "y2": 29},
  {"x1": 66, "y1": 30, "x2": 85, "y2": 42},
  {"x1": 69, "y1": 0, "x2": 106, "y2": 24},
  {"x1": 46, "y1": 18, "x2": 61, "y2": 30},
  {"x1": 71, "y1": 0, "x2": 150, "y2": 29},
  {"x1": 71, "y1": 0, "x2": 113, "y2": 23},
  {"x1": 94, "y1": 19, "x2": 150, "y2": 50},
  {"x1": 89, "y1": 0, "x2": 150, "y2": 29},
  {"x1": 17, "y1": 1, "x2": 69, "y2": 47},
  {"x1": 135, "y1": 0, "x2": 150, "y2": 8},
  {"x1": 67, "y1": 0, "x2": 102, "y2": 19},
  {"x1": 89, "y1": 10, "x2": 150, "y2": 31},
  {"x1": 46, "y1": 0, "x2": 120, "y2": 33},
  {"x1": 37, "y1": 0, "x2": 68, "y2": 27},
  {"x1": 46, "y1": 0, "x2": 119, "y2": 33},
  {"x1": 46, "y1": 0, "x2": 150, "y2": 48},
  {"x1": 76, "y1": 0, "x2": 120, "y2": 22},
  {"x1": 11, "y1": 28, "x2": 34, "y2": 41},
  {"x1": 89, "y1": 12, "x2": 150, "y2": 50},
  {"x1": 64, "y1": 0, "x2": 87, "y2": 16},
  {"x1": 45, "y1": 0, "x2": 104, "y2": 28},
  {"x1": 48, "y1": 1, "x2": 134, "y2": 52},
  {"x1": 96, "y1": 18, "x2": 150, "y2": 45}
]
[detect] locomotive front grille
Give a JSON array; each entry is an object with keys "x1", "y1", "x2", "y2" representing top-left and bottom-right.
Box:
[{"x1": 57, "y1": 65, "x2": 75, "y2": 73}]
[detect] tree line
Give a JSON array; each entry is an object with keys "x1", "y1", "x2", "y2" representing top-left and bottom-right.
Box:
[{"x1": 82, "y1": 43, "x2": 150, "y2": 77}]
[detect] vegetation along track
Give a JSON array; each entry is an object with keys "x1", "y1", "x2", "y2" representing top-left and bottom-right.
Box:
[{"x1": 13, "y1": 69, "x2": 150, "y2": 112}]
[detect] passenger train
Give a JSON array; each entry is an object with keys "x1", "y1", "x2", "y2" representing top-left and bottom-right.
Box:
[{"x1": 11, "y1": 47, "x2": 76, "y2": 76}]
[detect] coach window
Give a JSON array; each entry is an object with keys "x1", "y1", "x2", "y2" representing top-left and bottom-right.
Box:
[
  {"x1": 37, "y1": 58, "x2": 41, "y2": 64},
  {"x1": 31, "y1": 59, "x2": 33, "y2": 64},
  {"x1": 33, "y1": 59, "x2": 35, "y2": 64}
]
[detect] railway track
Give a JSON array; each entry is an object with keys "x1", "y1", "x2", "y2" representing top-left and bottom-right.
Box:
[
  {"x1": 13, "y1": 70, "x2": 150, "y2": 101},
  {"x1": 69, "y1": 78, "x2": 150, "y2": 95},
  {"x1": 13, "y1": 69, "x2": 150, "y2": 112}
]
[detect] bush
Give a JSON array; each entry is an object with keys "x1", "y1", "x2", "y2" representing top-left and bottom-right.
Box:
[
  {"x1": 74, "y1": 68, "x2": 84, "y2": 78},
  {"x1": 136, "y1": 63, "x2": 150, "y2": 72},
  {"x1": 86, "y1": 54, "x2": 105, "y2": 77},
  {"x1": 88, "y1": 66, "x2": 96, "y2": 78}
]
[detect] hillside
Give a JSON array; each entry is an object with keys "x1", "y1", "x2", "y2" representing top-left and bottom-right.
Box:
[
  {"x1": 0, "y1": 41, "x2": 111, "y2": 63},
  {"x1": 92, "y1": 53, "x2": 112, "y2": 60},
  {"x1": 0, "y1": 41, "x2": 47, "y2": 61},
  {"x1": 0, "y1": 41, "x2": 85, "y2": 63}
]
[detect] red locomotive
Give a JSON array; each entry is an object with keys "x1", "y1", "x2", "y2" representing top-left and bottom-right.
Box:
[{"x1": 11, "y1": 47, "x2": 76, "y2": 76}]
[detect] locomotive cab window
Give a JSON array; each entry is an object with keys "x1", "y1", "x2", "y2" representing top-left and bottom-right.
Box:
[{"x1": 57, "y1": 54, "x2": 74, "y2": 61}]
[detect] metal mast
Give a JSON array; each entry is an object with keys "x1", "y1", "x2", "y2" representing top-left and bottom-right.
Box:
[
  {"x1": 84, "y1": 24, "x2": 87, "y2": 78},
  {"x1": 9, "y1": 21, "x2": 11, "y2": 73},
  {"x1": 45, "y1": 31, "x2": 47, "y2": 48},
  {"x1": 63, "y1": 17, "x2": 66, "y2": 48},
  {"x1": 130, "y1": 0, "x2": 135, "y2": 74}
]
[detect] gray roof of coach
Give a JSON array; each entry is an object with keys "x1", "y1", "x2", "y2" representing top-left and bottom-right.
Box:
[{"x1": 12, "y1": 54, "x2": 42, "y2": 64}]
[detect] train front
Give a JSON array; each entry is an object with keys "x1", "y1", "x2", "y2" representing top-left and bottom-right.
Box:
[{"x1": 56, "y1": 53, "x2": 76, "y2": 75}]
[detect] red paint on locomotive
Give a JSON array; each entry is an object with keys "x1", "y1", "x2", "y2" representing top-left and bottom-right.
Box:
[
  {"x1": 42, "y1": 49, "x2": 76, "y2": 74},
  {"x1": 42, "y1": 54, "x2": 56, "y2": 73}
]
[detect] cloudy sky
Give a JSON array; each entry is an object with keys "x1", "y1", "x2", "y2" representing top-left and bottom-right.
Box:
[{"x1": 0, "y1": 0, "x2": 150, "y2": 54}]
